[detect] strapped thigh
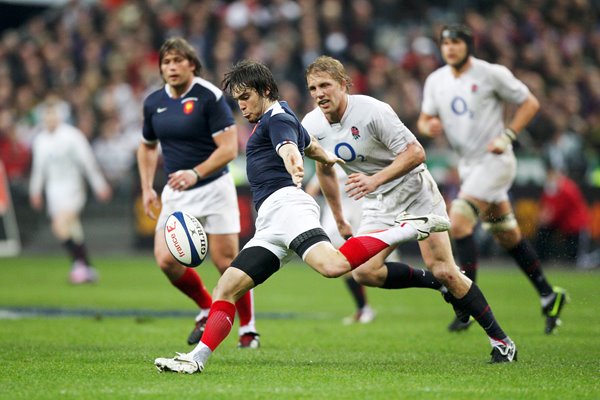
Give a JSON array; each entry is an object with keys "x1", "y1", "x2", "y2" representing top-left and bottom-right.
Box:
[
  {"x1": 482, "y1": 213, "x2": 518, "y2": 233},
  {"x1": 289, "y1": 227, "x2": 330, "y2": 259},
  {"x1": 231, "y1": 246, "x2": 281, "y2": 286},
  {"x1": 450, "y1": 198, "x2": 480, "y2": 225}
]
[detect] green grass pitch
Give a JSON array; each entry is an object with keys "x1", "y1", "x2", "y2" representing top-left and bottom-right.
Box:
[{"x1": 0, "y1": 255, "x2": 598, "y2": 399}]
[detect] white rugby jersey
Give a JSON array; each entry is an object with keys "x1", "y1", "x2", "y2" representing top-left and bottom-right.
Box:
[
  {"x1": 422, "y1": 57, "x2": 529, "y2": 159},
  {"x1": 30, "y1": 123, "x2": 109, "y2": 198},
  {"x1": 302, "y1": 94, "x2": 424, "y2": 195}
]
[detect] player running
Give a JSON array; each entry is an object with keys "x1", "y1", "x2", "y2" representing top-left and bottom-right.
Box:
[
  {"x1": 417, "y1": 24, "x2": 568, "y2": 334},
  {"x1": 302, "y1": 55, "x2": 517, "y2": 363}
]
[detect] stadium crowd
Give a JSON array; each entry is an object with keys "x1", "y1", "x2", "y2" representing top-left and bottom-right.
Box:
[{"x1": 0, "y1": 0, "x2": 598, "y2": 210}]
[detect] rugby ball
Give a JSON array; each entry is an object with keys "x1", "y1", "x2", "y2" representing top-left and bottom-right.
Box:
[{"x1": 164, "y1": 211, "x2": 208, "y2": 267}]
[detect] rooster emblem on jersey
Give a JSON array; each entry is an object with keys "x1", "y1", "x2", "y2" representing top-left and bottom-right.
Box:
[
  {"x1": 351, "y1": 126, "x2": 360, "y2": 140},
  {"x1": 183, "y1": 101, "x2": 195, "y2": 115}
]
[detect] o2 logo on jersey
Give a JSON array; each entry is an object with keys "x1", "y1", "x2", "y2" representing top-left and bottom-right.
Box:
[
  {"x1": 450, "y1": 96, "x2": 474, "y2": 118},
  {"x1": 334, "y1": 142, "x2": 366, "y2": 162}
]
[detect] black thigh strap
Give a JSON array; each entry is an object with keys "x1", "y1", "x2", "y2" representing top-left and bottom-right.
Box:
[
  {"x1": 231, "y1": 246, "x2": 280, "y2": 286},
  {"x1": 289, "y1": 227, "x2": 330, "y2": 258}
]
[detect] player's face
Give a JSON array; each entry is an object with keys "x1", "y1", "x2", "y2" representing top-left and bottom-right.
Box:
[
  {"x1": 232, "y1": 87, "x2": 268, "y2": 123},
  {"x1": 441, "y1": 38, "x2": 469, "y2": 69},
  {"x1": 306, "y1": 72, "x2": 348, "y2": 123},
  {"x1": 160, "y1": 51, "x2": 195, "y2": 90}
]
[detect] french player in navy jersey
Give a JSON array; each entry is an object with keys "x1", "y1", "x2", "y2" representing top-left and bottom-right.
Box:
[
  {"x1": 154, "y1": 60, "x2": 451, "y2": 374},
  {"x1": 137, "y1": 37, "x2": 259, "y2": 349}
]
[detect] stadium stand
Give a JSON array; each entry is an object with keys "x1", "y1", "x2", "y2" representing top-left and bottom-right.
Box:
[{"x1": 0, "y1": 0, "x2": 598, "y2": 255}]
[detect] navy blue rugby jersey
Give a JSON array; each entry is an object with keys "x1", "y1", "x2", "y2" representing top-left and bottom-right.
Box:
[
  {"x1": 142, "y1": 77, "x2": 235, "y2": 183},
  {"x1": 246, "y1": 101, "x2": 311, "y2": 210}
]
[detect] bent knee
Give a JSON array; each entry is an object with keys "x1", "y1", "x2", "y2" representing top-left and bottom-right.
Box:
[
  {"x1": 450, "y1": 223, "x2": 473, "y2": 239},
  {"x1": 314, "y1": 260, "x2": 349, "y2": 278},
  {"x1": 430, "y1": 263, "x2": 460, "y2": 284}
]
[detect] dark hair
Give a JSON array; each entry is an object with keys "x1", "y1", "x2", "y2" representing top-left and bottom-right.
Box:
[
  {"x1": 440, "y1": 24, "x2": 474, "y2": 54},
  {"x1": 305, "y1": 55, "x2": 352, "y2": 90},
  {"x1": 159, "y1": 37, "x2": 202, "y2": 76},
  {"x1": 222, "y1": 60, "x2": 279, "y2": 101}
]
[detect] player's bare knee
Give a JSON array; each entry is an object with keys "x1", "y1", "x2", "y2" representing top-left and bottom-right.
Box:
[
  {"x1": 429, "y1": 262, "x2": 456, "y2": 285},
  {"x1": 351, "y1": 267, "x2": 374, "y2": 285}
]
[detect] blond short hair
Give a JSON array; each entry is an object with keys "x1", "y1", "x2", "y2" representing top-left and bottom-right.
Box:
[{"x1": 305, "y1": 56, "x2": 352, "y2": 89}]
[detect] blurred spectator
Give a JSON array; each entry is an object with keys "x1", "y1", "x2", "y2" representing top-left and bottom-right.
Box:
[
  {"x1": 0, "y1": 109, "x2": 30, "y2": 182},
  {"x1": 0, "y1": 0, "x2": 595, "y2": 193},
  {"x1": 92, "y1": 113, "x2": 137, "y2": 190},
  {"x1": 536, "y1": 157, "x2": 599, "y2": 269}
]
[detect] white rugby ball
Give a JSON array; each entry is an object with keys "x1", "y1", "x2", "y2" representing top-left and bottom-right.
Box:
[{"x1": 164, "y1": 211, "x2": 208, "y2": 267}]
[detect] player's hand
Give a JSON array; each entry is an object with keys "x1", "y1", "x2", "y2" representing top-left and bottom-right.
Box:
[
  {"x1": 96, "y1": 186, "x2": 112, "y2": 203},
  {"x1": 291, "y1": 164, "x2": 304, "y2": 188},
  {"x1": 30, "y1": 194, "x2": 43, "y2": 210},
  {"x1": 346, "y1": 173, "x2": 377, "y2": 200},
  {"x1": 168, "y1": 169, "x2": 197, "y2": 191},
  {"x1": 337, "y1": 219, "x2": 353, "y2": 240},
  {"x1": 488, "y1": 128, "x2": 516, "y2": 154},
  {"x1": 319, "y1": 150, "x2": 345, "y2": 168},
  {"x1": 142, "y1": 188, "x2": 159, "y2": 220},
  {"x1": 426, "y1": 117, "x2": 444, "y2": 137}
]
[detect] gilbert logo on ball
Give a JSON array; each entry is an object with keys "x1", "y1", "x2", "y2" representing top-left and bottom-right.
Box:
[{"x1": 164, "y1": 211, "x2": 208, "y2": 267}]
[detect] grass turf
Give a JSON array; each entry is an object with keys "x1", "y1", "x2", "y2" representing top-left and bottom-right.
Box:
[{"x1": 0, "y1": 255, "x2": 598, "y2": 399}]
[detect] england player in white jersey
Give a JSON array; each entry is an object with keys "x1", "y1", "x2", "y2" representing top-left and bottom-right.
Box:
[
  {"x1": 29, "y1": 98, "x2": 112, "y2": 284},
  {"x1": 303, "y1": 55, "x2": 517, "y2": 363},
  {"x1": 418, "y1": 24, "x2": 568, "y2": 334}
]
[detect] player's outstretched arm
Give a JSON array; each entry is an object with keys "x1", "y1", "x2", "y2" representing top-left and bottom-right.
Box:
[{"x1": 305, "y1": 135, "x2": 344, "y2": 167}]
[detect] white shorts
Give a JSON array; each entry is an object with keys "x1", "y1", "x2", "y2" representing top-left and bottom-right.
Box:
[
  {"x1": 243, "y1": 186, "x2": 322, "y2": 263},
  {"x1": 157, "y1": 173, "x2": 240, "y2": 235},
  {"x1": 458, "y1": 150, "x2": 516, "y2": 203},
  {"x1": 359, "y1": 169, "x2": 447, "y2": 233},
  {"x1": 46, "y1": 182, "x2": 86, "y2": 217}
]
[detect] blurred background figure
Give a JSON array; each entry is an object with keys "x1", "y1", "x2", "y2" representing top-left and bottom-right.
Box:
[
  {"x1": 536, "y1": 156, "x2": 599, "y2": 269},
  {"x1": 29, "y1": 96, "x2": 112, "y2": 283},
  {"x1": 305, "y1": 165, "x2": 377, "y2": 325}
]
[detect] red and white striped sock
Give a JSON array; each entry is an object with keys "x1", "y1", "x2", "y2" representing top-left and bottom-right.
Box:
[{"x1": 339, "y1": 224, "x2": 418, "y2": 269}]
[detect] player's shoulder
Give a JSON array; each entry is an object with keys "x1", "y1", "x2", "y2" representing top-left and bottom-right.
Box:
[
  {"x1": 189, "y1": 77, "x2": 224, "y2": 101},
  {"x1": 267, "y1": 101, "x2": 297, "y2": 123},
  {"x1": 143, "y1": 86, "x2": 167, "y2": 107},
  {"x1": 471, "y1": 57, "x2": 510, "y2": 76},
  {"x1": 427, "y1": 64, "x2": 452, "y2": 82},
  {"x1": 61, "y1": 123, "x2": 87, "y2": 139},
  {"x1": 350, "y1": 94, "x2": 392, "y2": 117},
  {"x1": 302, "y1": 106, "x2": 325, "y2": 127}
]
